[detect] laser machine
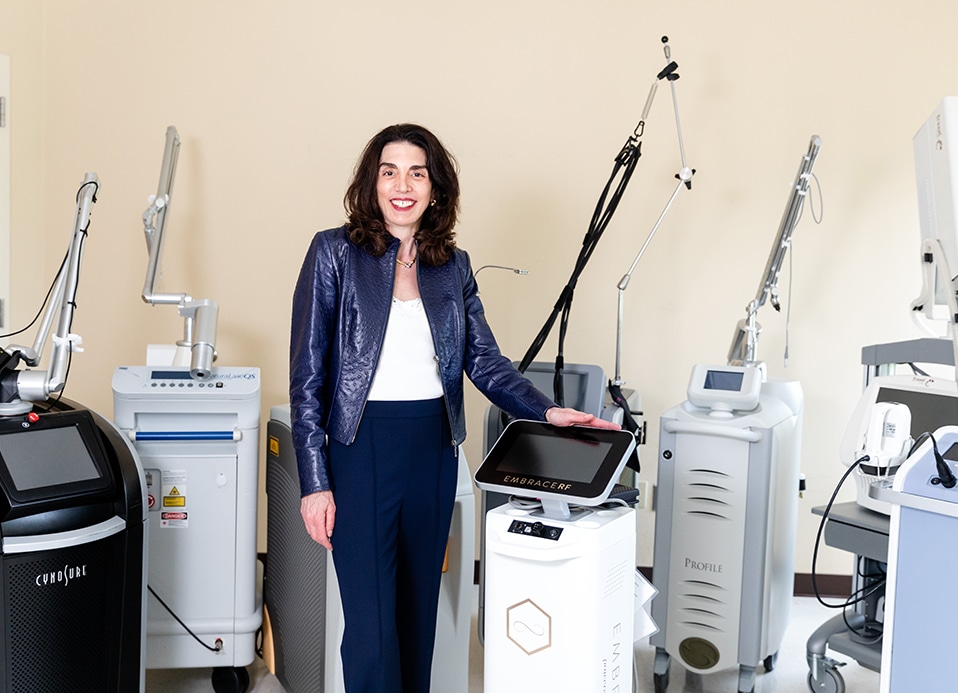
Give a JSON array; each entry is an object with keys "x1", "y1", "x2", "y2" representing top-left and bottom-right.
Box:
[
  {"x1": 861, "y1": 97, "x2": 958, "y2": 693},
  {"x1": 651, "y1": 136, "x2": 820, "y2": 693},
  {"x1": 869, "y1": 425, "x2": 958, "y2": 692},
  {"x1": 0, "y1": 175, "x2": 148, "y2": 692},
  {"x1": 476, "y1": 420, "x2": 638, "y2": 693},
  {"x1": 112, "y1": 127, "x2": 261, "y2": 693}
]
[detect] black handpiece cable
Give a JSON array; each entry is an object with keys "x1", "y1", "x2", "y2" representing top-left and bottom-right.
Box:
[
  {"x1": 810, "y1": 453, "x2": 888, "y2": 640},
  {"x1": 924, "y1": 430, "x2": 958, "y2": 488},
  {"x1": 496, "y1": 136, "x2": 645, "y2": 435},
  {"x1": 516, "y1": 136, "x2": 643, "y2": 403},
  {"x1": 810, "y1": 431, "x2": 951, "y2": 639},
  {"x1": 811, "y1": 455, "x2": 886, "y2": 608},
  {"x1": 0, "y1": 253, "x2": 67, "y2": 341}
]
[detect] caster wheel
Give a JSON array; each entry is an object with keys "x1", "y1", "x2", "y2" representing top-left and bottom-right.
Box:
[
  {"x1": 807, "y1": 668, "x2": 845, "y2": 693},
  {"x1": 764, "y1": 651, "x2": 778, "y2": 672},
  {"x1": 212, "y1": 666, "x2": 251, "y2": 693},
  {"x1": 653, "y1": 669, "x2": 670, "y2": 693}
]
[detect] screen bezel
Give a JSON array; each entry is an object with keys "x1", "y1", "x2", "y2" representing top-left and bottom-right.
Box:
[
  {"x1": 0, "y1": 410, "x2": 114, "y2": 506},
  {"x1": 474, "y1": 420, "x2": 636, "y2": 504},
  {"x1": 687, "y1": 363, "x2": 762, "y2": 412}
]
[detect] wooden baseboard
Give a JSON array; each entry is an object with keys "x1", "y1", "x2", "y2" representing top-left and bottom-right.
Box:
[{"x1": 473, "y1": 562, "x2": 853, "y2": 599}]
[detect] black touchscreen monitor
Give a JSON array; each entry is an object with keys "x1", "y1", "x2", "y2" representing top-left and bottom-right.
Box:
[
  {"x1": 0, "y1": 410, "x2": 113, "y2": 513},
  {"x1": 474, "y1": 420, "x2": 636, "y2": 505}
]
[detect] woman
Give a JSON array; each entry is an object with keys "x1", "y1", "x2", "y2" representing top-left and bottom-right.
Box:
[{"x1": 289, "y1": 123, "x2": 617, "y2": 693}]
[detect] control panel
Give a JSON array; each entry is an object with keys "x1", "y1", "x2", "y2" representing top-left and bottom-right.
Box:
[{"x1": 508, "y1": 519, "x2": 563, "y2": 541}]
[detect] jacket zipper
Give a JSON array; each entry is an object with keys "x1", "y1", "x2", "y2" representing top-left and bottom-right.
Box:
[{"x1": 348, "y1": 247, "x2": 397, "y2": 444}]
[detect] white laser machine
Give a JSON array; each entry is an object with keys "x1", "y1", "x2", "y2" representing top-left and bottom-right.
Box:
[
  {"x1": 113, "y1": 366, "x2": 260, "y2": 684},
  {"x1": 476, "y1": 420, "x2": 638, "y2": 693},
  {"x1": 652, "y1": 136, "x2": 818, "y2": 693},
  {"x1": 869, "y1": 425, "x2": 958, "y2": 692},
  {"x1": 112, "y1": 126, "x2": 261, "y2": 693},
  {"x1": 652, "y1": 365, "x2": 802, "y2": 693}
]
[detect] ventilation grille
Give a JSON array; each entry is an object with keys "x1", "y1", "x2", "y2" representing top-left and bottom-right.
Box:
[
  {"x1": 4, "y1": 538, "x2": 121, "y2": 692},
  {"x1": 682, "y1": 468, "x2": 735, "y2": 521},
  {"x1": 603, "y1": 559, "x2": 629, "y2": 600},
  {"x1": 676, "y1": 579, "x2": 730, "y2": 633},
  {"x1": 265, "y1": 434, "x2": 329, "y2": 692}
]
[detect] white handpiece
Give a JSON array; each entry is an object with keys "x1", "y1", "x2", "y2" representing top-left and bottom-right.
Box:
[{"x1": 860, "y1": 402, "x2": 912, "y2": 471}]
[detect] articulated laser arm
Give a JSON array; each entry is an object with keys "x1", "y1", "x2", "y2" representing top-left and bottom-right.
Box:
[
  {"x1": 727, "y1": 134, "x2": 821, "y2": 367},
  {"x1": 0, "y1": 173, "x2": 99, "y2": 412},
  {"x1": 141, "y1": 126, "x2": 218, "y2": 379},
  {"x1": 612, "y1": 36, "x2": 695, "y2": 387}
]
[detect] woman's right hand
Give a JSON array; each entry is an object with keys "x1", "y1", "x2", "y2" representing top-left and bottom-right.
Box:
[{"x1": 301, "y1": 490, "x2": 336, "y2": 551}]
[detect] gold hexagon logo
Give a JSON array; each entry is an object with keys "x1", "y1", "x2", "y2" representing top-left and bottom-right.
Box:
[{"x1": 506, "y1": 598, "x2": 552, "y2": 655}]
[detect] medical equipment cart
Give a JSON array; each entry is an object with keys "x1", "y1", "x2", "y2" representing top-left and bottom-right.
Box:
[
  {"x1": 651, "y1": 367, "x2": 803, "y2": 693},
  {"x1": 806, "y1": 337, "x2": 955, "y2": 693},
  {"x1": 0, "y1": 173, "x2": 150, "y2": 692},
  {"x1": 869, "y1": 425, "x2": 958, "y2": 692},
  {"x1": 0, "y1": 400, "x2": 148, "y2": 693},
  {"x1": 113, "y1": 365, "x2": 261, "y2": 693},
  {"x1": 476, "y1": 420, "x2": 639, "y2": 693},
  {"x1": 478, "y1": 361, "x2": 641, "y2": 644}
]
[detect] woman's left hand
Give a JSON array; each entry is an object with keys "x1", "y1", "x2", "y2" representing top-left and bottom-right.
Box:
[{"x1": 545, "y1": 407, "x2": 621, "y2": 430}]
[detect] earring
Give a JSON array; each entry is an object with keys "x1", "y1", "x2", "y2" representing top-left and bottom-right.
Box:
[{"x1": 430, "y1": 199, "x2": 437, "y2": 207}]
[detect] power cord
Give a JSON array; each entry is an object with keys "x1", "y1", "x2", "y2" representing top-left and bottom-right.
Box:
[{"x1": 148, "y1": 584, "x2": 224, "y2": 652}]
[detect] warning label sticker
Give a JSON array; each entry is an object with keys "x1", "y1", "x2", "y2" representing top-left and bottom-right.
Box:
[
  {"x1": 161, "y1": 470, "x2": 188, "y2": 527},
  {"x1": 160, "y1": 511, "x2": 188, "y2": 528}
]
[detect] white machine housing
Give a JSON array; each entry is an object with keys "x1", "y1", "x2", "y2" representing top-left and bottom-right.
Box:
[
  {"x1": 483, "y1": 503, "x2": 636, "y2": 693},
  {"x1": 870, "y1": 425, "x2": 958, "y2": 692},
  {"x1": 478, "y1": 362, "x2": 642, "y2": 645},
  {"x1": 913, "y1": 97, "x2": 958, "y2": 324},
  {"x1": 840, "y1": 374, "x2": 958, "y2": 514},
  {"x1": 652, "y1": 367, "x2": 802, "y2": 690},
  {"x1": 112, "y1": 365, "x2": 261, "y2": 670},
  {"x1": 476, "y1": 420, "x2": 639, "y2": 693}
]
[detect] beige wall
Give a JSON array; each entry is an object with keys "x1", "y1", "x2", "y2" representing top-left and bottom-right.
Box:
[{"x1": 2, "y1": 0, "x2": 956, "y2": 575}]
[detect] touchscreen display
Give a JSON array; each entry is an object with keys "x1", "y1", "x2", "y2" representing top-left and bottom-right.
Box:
[
  {"x1": 475, "y1": 420, "x2": 636, "y2": 502},
  {"x1": 704, "y1": 370, "x2": 745, "y2": 392},
  {"x1": 493, "y1": 434, "x2": 613, "y2": 484},
  {"x1": 0, "y1": 425, "x2": 102, "y2": 491}
]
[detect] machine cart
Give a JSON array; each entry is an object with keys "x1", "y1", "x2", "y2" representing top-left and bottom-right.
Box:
[
  {"x1": 652, "y1": 372, "x2": 803, "y2": 693},
  {"x1": 806, "y1": 338, "x2": 954, "y2": 693}
]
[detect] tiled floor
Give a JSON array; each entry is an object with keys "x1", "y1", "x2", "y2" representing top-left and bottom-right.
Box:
[{"x1": 146, "y1": 589, "x2": 881, "y2": 692}]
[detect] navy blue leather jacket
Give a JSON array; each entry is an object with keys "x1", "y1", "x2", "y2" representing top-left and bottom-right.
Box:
[{"x1": 290, "y1": 226, "x2": 557, "y2": 496}]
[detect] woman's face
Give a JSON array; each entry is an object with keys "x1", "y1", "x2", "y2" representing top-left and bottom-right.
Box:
[{"x1": 376, "y1": 141, "x2": 433, "y2": 238}]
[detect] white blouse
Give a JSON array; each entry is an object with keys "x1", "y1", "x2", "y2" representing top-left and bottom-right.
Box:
[{"x1": 367, "y1": 297, "x2": 444, "y2": 401}]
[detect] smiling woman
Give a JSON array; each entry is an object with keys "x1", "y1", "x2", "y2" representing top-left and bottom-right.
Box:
[
  {"x1": 376, "y1": 142, "x2": 433, "y2": 240},
  {"x1": 289, "y1": 123, "x2": 618, "y2": 693}
]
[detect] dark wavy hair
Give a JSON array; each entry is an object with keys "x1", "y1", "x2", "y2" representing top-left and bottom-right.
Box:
[{"x1": 345, "y1": 123, "x2": 460, "y2": 266}]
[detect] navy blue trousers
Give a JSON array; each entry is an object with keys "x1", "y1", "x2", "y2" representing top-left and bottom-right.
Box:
[{"x1": 328, "y1": 398, "x2": 458, "y2": 693}]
